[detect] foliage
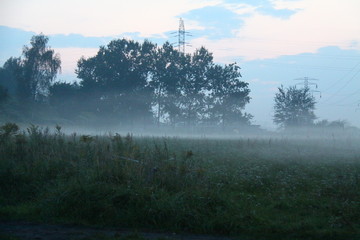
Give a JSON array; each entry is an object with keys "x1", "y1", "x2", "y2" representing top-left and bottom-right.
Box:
[
  {"x1": 0, "y1": 122, "x2": 19, "y2": 137},
  {"x1": 1, "y1": 35, "x2": 252, "y2": 128},
  {"x1": 0, "y1": 35, "x2": 61, "y2": 124},
  {"x1": 151, "y1": 42, "x2": 188, "y2": 125},
  {"x1": 1, "y1": 123, "x2": 360, "y2": 240},
  {"x1": 74, "y1": 39, "x2": 251, "y2": 127},
  {"x1": 0, "y1": 85, "x2": 8, "y2": 104},
  {"x1": 206, "y1": 63, "x2": 252, "y2": 126},
  {"x1": 76, "y1": 39, "x2": 156, "y2": 125},
  {"x1": 273, "y1": 85, "x2": 316, "y2": 128},
  {"x1": 0, "y1": 57, "x2": 21, "y2": 97},
  {"x1": 177, "y1": 47, "x2": 213, "y2": 125},
  {"x1": 315, "y1": 119, "x2": 348, "y2": 129},
  {"x1": 13, "y1": 34, "x2": 61, "y2": 102},
  {"x1": 49, "y1": 81, "x2": 81, "y2": 118}
]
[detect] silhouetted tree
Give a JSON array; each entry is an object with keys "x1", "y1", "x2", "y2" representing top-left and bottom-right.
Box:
[
  {"x1": 49, "y1": 82, "x2": 81, "y2": 118},
  {"x1": 0, "y1": 85, "x2": 8, "y2": 104},
  {"x1": 315, "y1": 119, "x2": 347, "y2": 129},
  {"x1": 76, "y1": 38, "x2": 157, "y2": 125},
  {"x1": 151, "y1": 42, "x2": 188, "y2": 125},
  {"x1": 152, "y1": 45, "x2": 251, "y2": 127},
  {"x1": 0, "y1": 57, "x2": 21, "y2": 97},
  {"x1": 19, "y1": 34, "x2": 61, "y2": 102},
  {"x1": 273, "y1": 85, "x2": 316, "y2": 128},
  {"x1": 72, "y1": 38, "x2": 253, "y2": 128},
  {"x1": 178, "y1": 47, "x2": 213, "y2": 125},
  {"x1": 206, "y1": 63, "x2": 251, "y2": 127}
]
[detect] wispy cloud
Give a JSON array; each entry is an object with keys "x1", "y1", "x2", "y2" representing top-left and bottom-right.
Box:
[
  {"x1": 0, "y1": 0, "x2": 220, "y2": 37},
  {"x1": 2, "y1": 0, "x2": 359, "y2": 62},
  {"x1": 188, "y1": 0, "x2": 360, "y2": 61}
]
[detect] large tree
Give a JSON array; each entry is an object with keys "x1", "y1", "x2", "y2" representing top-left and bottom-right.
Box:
[
  {"x1": 178, "y1": 47, "x2": 213, "y2": 125},
  {"x1": 151, "y1": 42, "x2": 189, "y2": 125},
  {"x1": 206, "y1": 63, "x2": 251, "y2": 127},
  {"x1": 19, "y1": 34, "x2": 61, "y2": 102},
  {"x1": 76, "y1": 38, "x2": 157, "y2": 124},
  {"x1": 0, "y1": 35, "x2": 60, "y2": 122},
  {"x1": 65, "y1": 38, "x2": 253, "y2": 128},
  {"x1": 273, "y1": 85, "x2": 316, "y2": 128}
]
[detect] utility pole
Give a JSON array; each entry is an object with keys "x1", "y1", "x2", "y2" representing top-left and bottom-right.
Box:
[
  {"x1": 171, "y1": 18, "x2": 191, "y2": 54},
  {"x1": 294, "y1": 77, "x2": 322, "y2": 98}
]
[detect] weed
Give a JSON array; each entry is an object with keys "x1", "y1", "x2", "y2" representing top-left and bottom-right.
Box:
[{"x1": 0, "y1": 123, "x2": 359, "y2": 239}]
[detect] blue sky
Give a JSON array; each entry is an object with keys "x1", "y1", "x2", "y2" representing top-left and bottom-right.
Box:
[{"x1": 1, "y1": 0, "x2": 360, "y2": 129}]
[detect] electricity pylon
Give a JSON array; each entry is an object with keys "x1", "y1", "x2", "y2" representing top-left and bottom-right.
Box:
[
  {"x1": 171, "y1": 18, "x2": 191, "y2": 54},
  {"x1": 294, "y1": 77, "x2": 322, "y2": 98}
]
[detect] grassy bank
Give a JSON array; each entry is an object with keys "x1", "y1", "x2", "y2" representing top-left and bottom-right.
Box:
[{"x1": 0, "y1": 123, "x2": 360, "y2": 239}]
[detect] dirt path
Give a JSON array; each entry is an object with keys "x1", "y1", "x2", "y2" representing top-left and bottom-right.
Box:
[{"x1": 0, "y1": 221, "x2": 235, "y2": 240}]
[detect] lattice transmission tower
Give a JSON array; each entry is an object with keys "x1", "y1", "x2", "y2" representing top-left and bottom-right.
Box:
[
  {"x1": 294, "y1": 77, "x2": 322, "y2": 98},
  {"x1": 171, "y1": 18, "x2": 192, "y2": 54}
]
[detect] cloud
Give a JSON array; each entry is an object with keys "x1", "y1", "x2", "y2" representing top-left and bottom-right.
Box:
[
  {"x1": 54, "y1": 48, "x2": 99, "y2": 75},
  {"x1": 0, "y1": 26, "x2": 34, "y2": 64},
  {"x1": 226, "y1": 0, "x2": 298, "y2": 18},
  {"x1": 2, "y1": 0, "x2": 359, "y2": 62},
  {"x1": 0, "y1": 0, "x2": 220, "y2": 37},
  {"x1": 182, "y1": 5, "x2": 243, "y2": 40},
  {"x1": 189, "y1": 0, "x2": 360, "y2": 61}
]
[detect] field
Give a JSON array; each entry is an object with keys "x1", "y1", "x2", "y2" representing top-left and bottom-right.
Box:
[{"x1": 0, "y1": 123, "x2": 360, "y2": 240}]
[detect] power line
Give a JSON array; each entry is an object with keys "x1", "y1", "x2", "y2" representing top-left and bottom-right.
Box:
[
  {"x1": 321, "y1": 67, "x2": 360, "y2": 104},
  {"x1": 322, "y1": 61, "x2": 360, "y2": 92},
  {"x1": 258, "y1": 62, "x2": 354, "y2": 71}
]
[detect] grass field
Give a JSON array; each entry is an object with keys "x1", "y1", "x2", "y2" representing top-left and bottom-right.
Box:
[{"x1": 0, "y1": 123, "x2": 360, "y2": 240}]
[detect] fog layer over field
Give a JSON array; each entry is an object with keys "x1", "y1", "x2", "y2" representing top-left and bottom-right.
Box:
[{"x1": 1, "y1": 122, "x2": 360, "y2": 239}]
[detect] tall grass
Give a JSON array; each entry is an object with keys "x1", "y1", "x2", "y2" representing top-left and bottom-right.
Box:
[{"x1": 0, "y1": 123, "x2": 359, "y2": 239}]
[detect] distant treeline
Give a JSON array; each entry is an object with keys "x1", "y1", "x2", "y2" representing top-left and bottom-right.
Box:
[
  {"x1": 0, "y1": 34, "x2": 355, "y2": 131},
  {"x1": 0, "y1": 34, "x2": 253, "y2": 129}
]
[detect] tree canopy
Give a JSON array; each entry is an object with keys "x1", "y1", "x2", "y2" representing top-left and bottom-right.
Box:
[
  {"x1": 1, "y1": 34, "x2": 253, "y2": 130},
  {"x1": 20, "y1": 34, "x2": 61, "y2": 102},
  {"x1": 74, "y1": 38, "x2": 252, "y2": 127},
  {"x1": 0, "y1": 34, "x2": 61, "y2": 103},
  {"x1": 273, "y1": 85, "x2": 316, "y2": 128}
]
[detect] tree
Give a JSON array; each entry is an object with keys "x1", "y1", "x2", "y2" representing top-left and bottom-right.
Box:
[
  {"x1": 151, "y1": 45, "x2": 252, "y2": 127},
  {"x1": 206, "y1": 63, "x2": 251, "y2": 127},
  {"x1": 179, "y1": 47, "x2": 213, "y2": 125},
  {"x1": 273, "y1": 85, "x2": 316, "y2": 128},
  {"x1": 151, "y1": 42, "x2": 188, "y2": 125},
  {"x1": 19, "y1": 34, "x2": 61, "y2": 102},
  {"x1": 0, "y1": 85, "x2": 8, "y2": 104},
  {"x1": 76, "y1": 38, "x2": 157, "y2": 125},
  {"x1": 49, "y1": 82, "x2": 81, "y2": 119},
  {"x1": 0, "y1": 57, "x2": 21, "y2": 97},
  {"x1": 315, "y1": 119, "x2": 347, "y2": 129},
  {"x1": 72, "y1": 38, "x2": 253, "y2": 128}
]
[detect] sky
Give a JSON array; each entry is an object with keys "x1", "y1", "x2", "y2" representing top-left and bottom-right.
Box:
[{"x1": 0, "y1": 0, "x2": 360, "y2": 129}]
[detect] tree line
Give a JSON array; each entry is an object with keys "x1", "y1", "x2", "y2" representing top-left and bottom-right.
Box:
[
  {"x1": 0, "y1": 34, "x2": 347, "y2": 131},
  {"x1": 0, "y1": 34, "x2": 252, "y2": 129}
]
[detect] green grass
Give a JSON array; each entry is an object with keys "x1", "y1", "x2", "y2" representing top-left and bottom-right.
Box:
[{"x1": 0, "y1": 123, "x2": 360, "y2": 239}]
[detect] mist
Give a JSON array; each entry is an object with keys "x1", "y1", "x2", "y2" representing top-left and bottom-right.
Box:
[
  {"x1": 2, "y1": 35, "x2": 359, "y2": 139},
  {"x1": 1, "y1": 31, "x2": 360, "y2": 240}
]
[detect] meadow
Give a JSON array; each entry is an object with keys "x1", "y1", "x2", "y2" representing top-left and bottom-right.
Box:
[{"x1": 0, "y1": 123, "x2": 359, "y2": 240}]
